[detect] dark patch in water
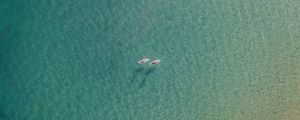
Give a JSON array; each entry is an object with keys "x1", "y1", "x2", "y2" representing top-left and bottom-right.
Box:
[{"x1": 0, "y1": 108, "x2": 6, "y2": 119}]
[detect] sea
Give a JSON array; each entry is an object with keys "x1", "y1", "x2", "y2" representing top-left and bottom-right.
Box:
[{"x1": 1, "y1": 0, "x2": 300, "y2": 119}]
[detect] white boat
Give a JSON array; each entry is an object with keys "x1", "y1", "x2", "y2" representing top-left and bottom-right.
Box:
[
  {"x1": 149, "y1": 59, "x2": 161, "y2": 66},
  {"x1": 138, "y1": 58, "x2": 150, "y2": 64}
]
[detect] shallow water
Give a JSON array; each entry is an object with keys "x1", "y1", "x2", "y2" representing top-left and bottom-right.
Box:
[{"x1": 1, "y1": 0, "x2": 300, "y2": 119}]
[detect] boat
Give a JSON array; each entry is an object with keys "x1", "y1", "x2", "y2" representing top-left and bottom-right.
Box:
[
  {"x1": 138, "y1": 58, "x2": 150, "y2": 64},
  {"x1": 149, "y1": 59, "x2": 161, "y2": 66}
]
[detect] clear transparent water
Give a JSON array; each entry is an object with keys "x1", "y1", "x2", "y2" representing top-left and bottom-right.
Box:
[{"x1": 1, "y1": 0, "x2": 300, "y2": 119}]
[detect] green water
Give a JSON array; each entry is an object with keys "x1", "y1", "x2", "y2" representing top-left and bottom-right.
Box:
[{"x1": 1, "y1": 0, "x2": 300, "y2": 119}]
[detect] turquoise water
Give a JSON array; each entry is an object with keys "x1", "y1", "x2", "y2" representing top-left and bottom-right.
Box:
[{"x1": 1, "y1": 0, "x2": 300, "y2": 119}]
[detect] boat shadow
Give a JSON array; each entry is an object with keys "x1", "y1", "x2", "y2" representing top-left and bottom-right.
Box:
[
  {"x1": 130, "y1": 67, "x2": 156, "y2": 89},
  {"x1": 130, "y1": 67, "x2": 144, "y2": 84},
  {"x1": 139, "y1": 68, "x2": 155, "y2": 89}
]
